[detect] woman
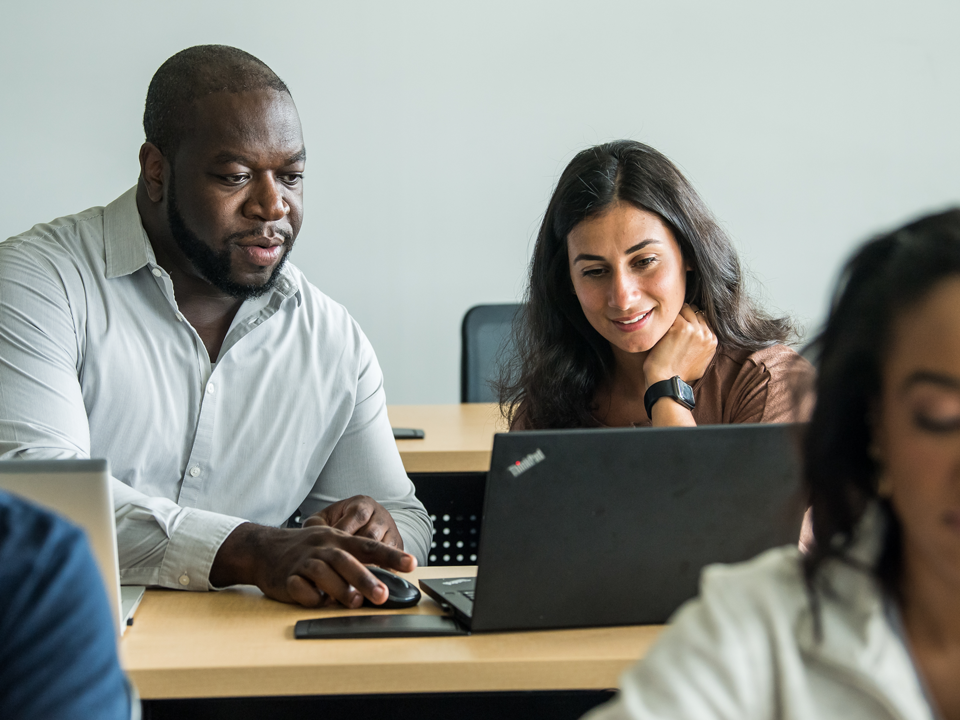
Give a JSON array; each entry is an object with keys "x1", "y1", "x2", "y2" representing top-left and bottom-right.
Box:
[
  {"x1": 584, "y1": 208, "x2": 960, "y2": 719},
  {"x1": 501, "y1": 140, "x2": 811, "y2": 429}
]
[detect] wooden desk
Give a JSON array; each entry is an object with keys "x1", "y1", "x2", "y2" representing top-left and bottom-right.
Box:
[
  {"x1": 122, "y1": 566, "x2": 662, "y2": 701},
  {"x1": 388, "y1": 404, "x2": 507, "y2": 473}
]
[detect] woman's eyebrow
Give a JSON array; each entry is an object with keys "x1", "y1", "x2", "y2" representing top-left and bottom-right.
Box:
[
  {"x1": 624, "y1": 239, "x2": 661, "y2": 255},
  {"x1": 902, "y1": 370, "x2": 960, "y2": 392},
  {"x1": 572, "y1": 239, "x2": 661, "y2": 264}
]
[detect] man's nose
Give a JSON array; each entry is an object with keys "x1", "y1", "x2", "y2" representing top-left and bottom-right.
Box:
[{"x1": 247, "y1": 176, "x2": 288, "y2": 222}]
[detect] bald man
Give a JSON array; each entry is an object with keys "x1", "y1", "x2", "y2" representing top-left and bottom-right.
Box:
[{"x1": 0, "y1": 46, "x2": 431, "y2": 608}]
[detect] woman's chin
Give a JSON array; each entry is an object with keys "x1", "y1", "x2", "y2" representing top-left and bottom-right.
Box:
[{"x1": 608, "y1": 335, "x2": 657, "y2": 357}]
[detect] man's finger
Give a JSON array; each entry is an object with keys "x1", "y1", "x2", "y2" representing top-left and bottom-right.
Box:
[
  {"x1": 316, "y1": 551, "x2": 392, "y2": 605},
  {"x1": 381, "y1": 526, "x2": 404, "y2": 550},
  {"x1": 304, "y1": 503, "x2": 344, "y2": 527},
  {"x1": 351, "y1": 516, "x2": 390, "y2": 542},
  {"x1": 299, "y1": 556, "x2": 371, "y2": 608},
  {"x1": 302, "y1": 513, "x2": 331, "y2": 528},
  {"x1": 344, "y1": 534, "x2": 417, "y2": 573},
  {"x1": 286, "y1": 574, "x2": 324, "y2": 607},
  {"x1": 332, "y1": 502, "x2": 375, "y2": 535}
]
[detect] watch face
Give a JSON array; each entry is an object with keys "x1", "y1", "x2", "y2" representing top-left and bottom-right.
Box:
[{"x1": 675, "y1": 377, "x2": 696, "y2": 407}]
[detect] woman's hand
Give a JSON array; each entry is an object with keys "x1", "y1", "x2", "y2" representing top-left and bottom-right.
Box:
[{"x1": 642, "y1": 303, "x2": 718, "y2": 389}]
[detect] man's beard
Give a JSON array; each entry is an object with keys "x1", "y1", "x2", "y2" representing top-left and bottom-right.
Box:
[{"x1": 166, "y1": 170, "x2": 293, "y2": 300}]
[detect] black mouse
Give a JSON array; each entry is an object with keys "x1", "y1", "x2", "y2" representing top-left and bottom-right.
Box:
[{"x1": 362, "y1": 566, "x2": 422, "y2": 609}]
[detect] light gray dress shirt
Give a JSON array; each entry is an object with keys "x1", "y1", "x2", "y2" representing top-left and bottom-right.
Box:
[{"x1": 0, "y1": 187, "x2": 432, "y2": 590}]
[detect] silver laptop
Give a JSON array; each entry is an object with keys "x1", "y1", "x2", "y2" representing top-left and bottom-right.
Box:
[{"x1": 0, "y1": 459, "x2": 145, "y2": 635}]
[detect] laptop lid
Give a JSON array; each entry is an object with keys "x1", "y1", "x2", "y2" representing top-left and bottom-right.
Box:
[
  {"x1": 0, "y1": 459, "x2": 143, "y2": 636},
  {"x1": 467, "y1": 423, "x2": 804, "y2": 632}
]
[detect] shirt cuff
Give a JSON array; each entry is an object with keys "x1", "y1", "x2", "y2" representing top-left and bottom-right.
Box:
[{"x1": 156, "y1": 508, "x2": 246, "y2": 591}]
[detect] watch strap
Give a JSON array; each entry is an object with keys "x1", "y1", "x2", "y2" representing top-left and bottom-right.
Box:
[{"x1": 644, "y1": 376, "x2": 696, "y2": 419}]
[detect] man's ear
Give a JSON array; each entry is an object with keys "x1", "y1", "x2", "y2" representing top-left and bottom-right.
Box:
[{"x1": 139, "y1": 142, "x2": 167, "y2": 203}]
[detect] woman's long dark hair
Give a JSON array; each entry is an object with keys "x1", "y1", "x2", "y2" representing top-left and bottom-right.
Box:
[
  {"x1": 500, "y1": 140, "x2": 795, "y2": 429},
  {"x1": 803, "y1": 208, "x2": 960, "y2": 598}
]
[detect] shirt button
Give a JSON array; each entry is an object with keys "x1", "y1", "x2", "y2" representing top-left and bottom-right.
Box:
[
  {"x1": 151, "y1": 267, "x2": 162, "y2": 277},
  {"x1": 178, "y1": 574, "x2": 191, "y2": 586},
  {"x1": 189, "y1": 466, "x2": 201, "y2": 477},
  {"x1": 206, "y1": 383, "x2": 215, "y2": 395}
]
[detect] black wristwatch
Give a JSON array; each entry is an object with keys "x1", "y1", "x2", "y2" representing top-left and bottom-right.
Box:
[{"x1": 644, "y1": 376, "x2": 696, "y2": 419}]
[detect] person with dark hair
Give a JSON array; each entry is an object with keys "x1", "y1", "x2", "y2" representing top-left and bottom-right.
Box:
[
  {"x1": 501, "y1": 140, "x2": 811, "y2": 430},
  {"x1": 0, "y1": 45, "x2": 432, "y2": 608},
  {"x1": 583, "y1": 208, "x2": 960, "y2": 719},
  {"x1": 0, "y1": 491, "x2": 138, "y2": 720}
]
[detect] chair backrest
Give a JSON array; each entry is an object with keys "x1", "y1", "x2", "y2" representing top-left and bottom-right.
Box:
[{"x1": 460, "y1": 303, "x2": 522, "y2": 403}]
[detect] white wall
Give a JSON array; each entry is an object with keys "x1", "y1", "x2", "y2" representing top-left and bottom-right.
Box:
[{"x1": 3, "y1": 1, "x2": 959, "y2": 403}]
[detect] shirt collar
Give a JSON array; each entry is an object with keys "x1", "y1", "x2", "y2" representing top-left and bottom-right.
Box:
[
  {"x1": 794, "y1": 504, "x2": 927, "y2": 712},
  {"x1": 103, "y1": 186, "x2": 155, "y2": 279},
  {"x1": 102, "y1": 185, "x2": 302, "y2": 306}
]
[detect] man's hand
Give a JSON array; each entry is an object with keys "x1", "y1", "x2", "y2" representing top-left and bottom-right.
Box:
[
  {"x1": 303, "y1": 495, "x2": 404, "y2": 549},
  {"x1": 210, "y1": 521, "x2": 416, "y2": 608}
]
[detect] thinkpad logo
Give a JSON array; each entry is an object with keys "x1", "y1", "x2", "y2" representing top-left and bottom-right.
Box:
[{"x1": 507, "y1": 448, "x2": 546, "y2": 477}]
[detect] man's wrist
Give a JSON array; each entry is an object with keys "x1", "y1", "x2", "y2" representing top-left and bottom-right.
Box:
[{"x1": 210, "y1": 522, "x2": 262, "y2": 588}]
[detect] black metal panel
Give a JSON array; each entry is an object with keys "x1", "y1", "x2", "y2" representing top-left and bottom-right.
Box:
[{"x1": 409, "y1": 472, "x2": 486, "y2": 566}]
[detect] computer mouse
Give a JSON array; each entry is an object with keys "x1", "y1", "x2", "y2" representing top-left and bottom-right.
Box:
[{"x1": 362, "y1": 566, "x2": 422, "y2": 609}]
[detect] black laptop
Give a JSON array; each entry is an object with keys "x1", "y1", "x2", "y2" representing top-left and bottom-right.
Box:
[{"x1": 420, "y1": 423, "x2": 805, "y2": 631}]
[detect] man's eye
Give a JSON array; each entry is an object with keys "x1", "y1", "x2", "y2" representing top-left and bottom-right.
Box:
[
  {"x1": 221, "y1": 174, "x2": 248, "y2": 185},
  {"x1": 281, "y1": 174, "x2": 304, "y2": 186}
]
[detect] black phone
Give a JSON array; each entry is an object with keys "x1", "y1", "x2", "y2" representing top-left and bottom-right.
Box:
[
  {"x1": 295, "y1": 614, "x2": 467, "y2": 639},
  {"x1": 392, "y1": 427, "x2": 425, "y2": 440}
]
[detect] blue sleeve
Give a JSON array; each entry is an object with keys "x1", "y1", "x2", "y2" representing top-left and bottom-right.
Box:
[{"x1": 0, "y1": 492, "x2": 134, "y2": 720}]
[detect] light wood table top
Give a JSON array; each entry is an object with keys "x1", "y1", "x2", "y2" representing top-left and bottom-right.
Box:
[
  {"x1": 121, "y1": 566, "x2": 662, "y2": 700},
  {"x1": 388, "y1": 404, "x2": 509, "y2": 473}
]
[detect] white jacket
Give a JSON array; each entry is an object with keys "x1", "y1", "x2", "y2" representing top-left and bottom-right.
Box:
[{"x1": 585, "y1": 513, "x2": 937, "y2": 720}]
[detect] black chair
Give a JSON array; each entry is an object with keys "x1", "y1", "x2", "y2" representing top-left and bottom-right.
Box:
[
  {"x1": 406, "y1": 303, "x2": 522, "y2": 567},
  {"x1": 460, "y1": 303, "x2": 522, "y2": 403}
]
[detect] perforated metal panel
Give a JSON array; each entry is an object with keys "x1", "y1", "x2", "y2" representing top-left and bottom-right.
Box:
[{"x1": 409, "y1": 472, "x2": 485, "y2": 566}]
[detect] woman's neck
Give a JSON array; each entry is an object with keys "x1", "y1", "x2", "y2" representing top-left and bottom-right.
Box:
[
  {"x1": 591, "y1": 347, "x2": 649, "y2": 427},
  {"x1": 609, "y1": 345, "x2": 649, "y2": 398},
  {"x1": 900, "y1": 540, "x2": 960, "y2": 647},
  {"x1": 899, "y1": 540, "x2": 960, "y2": 720}
]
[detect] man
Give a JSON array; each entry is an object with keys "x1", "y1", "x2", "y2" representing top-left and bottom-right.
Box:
[{"x1": 0, "y1": 45, "x2": 431, "y2": 608}]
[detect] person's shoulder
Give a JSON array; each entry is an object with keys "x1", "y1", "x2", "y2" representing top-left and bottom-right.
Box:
[
  {"x1": 718, "y1": 344, "x2": 814, "y2": 386},
  {"x1": 1, "y1": 204, "x2": 111, "y2": 289},
  {"x1": 695, "y1": 545, "x2": 808, "y2": 622},
  {"x1": 0, "y1": 490, "x2": 77, "y2": 541},
  {"x1": 0, "y1": 491, "x2": 86, "y2": 585},
  {"x1": 281, "y1": 263, "x2": 368, "y2": 342},
  {"x1": 2, "y1": 205, "x2": 106, "y2": 253},
  {"x1": 717, "y1": 343, "x2": 807, "y2": 369},
  {"x1": 747, "y1": 344, "x2": 811, "y2": 368}
]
